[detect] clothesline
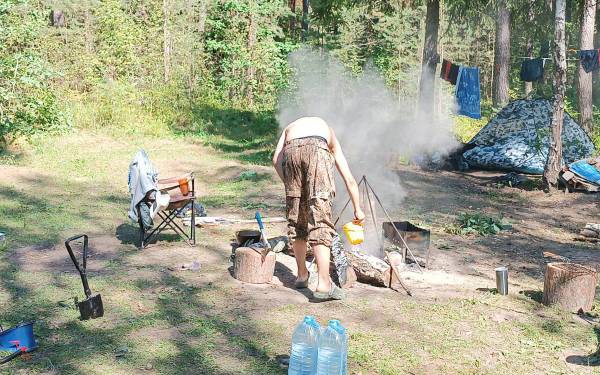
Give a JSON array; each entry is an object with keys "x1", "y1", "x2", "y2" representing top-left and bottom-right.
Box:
[
  {"x1": 440, "y1": 45, "x2": 598, "y2": 120},
  {"x1": 516, "y1": 56, "x2": 580, "y2": 61}
]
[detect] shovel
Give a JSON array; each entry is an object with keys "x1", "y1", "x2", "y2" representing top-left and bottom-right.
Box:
[
  {"x1": 254, "y1": 212, "x2": 272, "y2": 251},
  {"x1": 65, "y1": 234, "x2": 104, "y2": 320}
]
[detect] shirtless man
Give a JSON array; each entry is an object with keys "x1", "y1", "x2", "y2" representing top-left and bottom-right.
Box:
[{"x1": 272, "y1": 117, "x2": 365, "y2": 300}]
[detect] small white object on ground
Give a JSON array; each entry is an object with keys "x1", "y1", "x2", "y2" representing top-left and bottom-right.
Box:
[
  {"x1": 178, "y1": 260, "x2": 201, "y2": 271},
  {"x1": 0, "y1": 233, "x2": 5, "y2": 242}
]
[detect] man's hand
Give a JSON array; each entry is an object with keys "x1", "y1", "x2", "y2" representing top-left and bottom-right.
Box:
[{"x1": 354, "y1": 208, "x2": 366, "y2": 224}]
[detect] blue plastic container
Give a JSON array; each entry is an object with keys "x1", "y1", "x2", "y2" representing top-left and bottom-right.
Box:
[
  {"x1": 288, "y1": 316, "x2": 321, "y2": 375},
  {"x1": 316, "y1": 320, "x2": 347, "y2": 375},
  {"x1": 0, "y1": 322, "x2": 38, "y2": 353},
  {"x1": 329, "y1": 320, "x2": 348, "y2": 375}
]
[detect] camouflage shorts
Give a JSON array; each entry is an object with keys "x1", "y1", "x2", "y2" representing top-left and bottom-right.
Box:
[{"x1": 282, "y1": 136, "x2": 336, "y2": 248}]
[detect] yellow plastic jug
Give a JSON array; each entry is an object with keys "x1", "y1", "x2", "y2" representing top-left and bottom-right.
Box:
[{"x1": 343, "y1": 221, "x2": 364, "y2": 245}]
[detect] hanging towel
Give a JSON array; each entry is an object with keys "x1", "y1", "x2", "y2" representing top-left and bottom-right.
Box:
[
  {"x1": 520, "y1": 58, "x2": 544, "y2": 82},
  {"x1": 539, "y1": 40, "x2": 550, "y2": 58},
  {"x1": 440, "y1": 59, "x2": 451, "y2": 81},
  {"x1": 455, "y1": 66, "x2": 481, "y2": 119},
  {"x1": 579, "y1": 49, "x2": 600, "y2": 73},
  {"x1": 440, "y1": 59, "x2": 459, "y2": 85},
  {"x1": 449, "y1": 63, "x2": 460, "y2": 85}
]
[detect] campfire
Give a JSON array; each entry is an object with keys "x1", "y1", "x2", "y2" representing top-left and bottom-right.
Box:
[{"x1": 336, "y1": 176, "x2": 432, "y2": 296}]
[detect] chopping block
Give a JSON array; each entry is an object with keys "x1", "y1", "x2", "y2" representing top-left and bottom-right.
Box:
[{"x1": 233, "y1": 247, "x2": 276, "y2": 284}]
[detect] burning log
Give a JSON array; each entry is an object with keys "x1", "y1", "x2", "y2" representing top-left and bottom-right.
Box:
[{"x1": 345, "y1": 248, "x2": 392, "y2": 287}]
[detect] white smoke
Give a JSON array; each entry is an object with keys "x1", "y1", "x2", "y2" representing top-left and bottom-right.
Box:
[{"x1": 277, "y1": 48, "x2": 459, "y2": 256}]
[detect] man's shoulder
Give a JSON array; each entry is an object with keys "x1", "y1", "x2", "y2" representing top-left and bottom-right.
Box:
[{"x1": 288, "y1": 116, "x2": 328, "y2": 126}]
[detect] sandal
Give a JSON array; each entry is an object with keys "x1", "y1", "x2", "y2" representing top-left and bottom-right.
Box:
[
  {"x1": 313, "y1": 284, "x2": 346, "y2": 301},
  {"x1": 294, "y1": 277, "x2": 309, "y2": 289}
]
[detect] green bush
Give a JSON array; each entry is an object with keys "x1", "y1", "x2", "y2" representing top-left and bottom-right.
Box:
[
  {"x1": 0, "y1": 0, "x2": 67, "y2": 147},
  {"x1": 445, "y1": 212, "x2": 505, "y2": 236}
]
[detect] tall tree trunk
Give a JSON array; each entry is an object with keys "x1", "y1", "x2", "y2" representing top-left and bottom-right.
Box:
[
  {"x1": 289, "y1": 0, "x2": 297, "y2": 34},
  {"x1": 593, "y1": 3, "x2": 600, "y2": 108},
  {"x1": 543, "y1": 0, "x2": 567, "y2": 190},
  {"x1": 578, "y1": 0, "x2": 596, "y2": 135},
  {"x1": 418, "y1": 0, "x2": 440, "y2": 117},
  {"x1": 493, "y1": 0, "x2": 511, "y2": 107},
  {"x1": 246, "y1": 0, "x2": 257, "y2": 107},
  {"x1": 301, "y1": 0, "x2": 309, "y2": 41},
  {"x1": 163, "y1": 0, "x2": 171, "y2": 83},
  {"x1": 198, "y1": 0, "x2": 207, "y2": 36},
  {"x1": 524, "y1": 0, "x2": 536, "y2": 96}
]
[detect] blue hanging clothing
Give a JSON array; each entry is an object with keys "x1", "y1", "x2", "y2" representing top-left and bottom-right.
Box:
[
  {"x1": 520, "y1": 58, "x2": 544, "y2": 82},
  {"x1": 578, "y1": 49, "x2": 600, "y2": 73},
  {"x1": 455, "y1": 66, "x2": 481, "y2": 119}
]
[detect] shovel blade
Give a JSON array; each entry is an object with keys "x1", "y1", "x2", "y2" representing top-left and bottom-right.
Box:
[{"x1": 78, "y1": 294, "x2": 104, "y2": 320}]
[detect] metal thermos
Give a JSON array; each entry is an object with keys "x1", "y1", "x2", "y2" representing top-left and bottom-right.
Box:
[{"x1": 495, "y1": 266, "x2": 508, "y2": 295}]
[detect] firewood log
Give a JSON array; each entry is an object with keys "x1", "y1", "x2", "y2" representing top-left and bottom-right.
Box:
[{"x1": 346, "y1": 248, "x2": 391, "y2": 287}]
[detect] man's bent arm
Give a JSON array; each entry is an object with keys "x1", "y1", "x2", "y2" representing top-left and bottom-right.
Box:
[
  {"x1": 272, "y1": 130, "x2": 286, "y2": 182},
  {"x1": 330, "y1": 130, "x2": 364, "y2": 222}
]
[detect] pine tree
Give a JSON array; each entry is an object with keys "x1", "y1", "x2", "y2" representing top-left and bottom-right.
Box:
[{"x1": 577, "y1": 0, "x2": 596, "y2": 135}]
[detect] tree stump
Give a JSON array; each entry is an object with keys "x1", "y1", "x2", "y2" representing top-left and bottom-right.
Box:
[
  {"x1": 542, "y1": 262, "x2": 597, "y2": 312},
  {"x1": 233, "y1": 247, "x2": 276, "y2": 284},
  {"x1": 346, "y1": 248, "x2": 391, "y2": 287}
]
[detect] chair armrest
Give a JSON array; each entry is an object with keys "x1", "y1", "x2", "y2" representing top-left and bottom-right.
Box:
[
  {"x1": 158, "y1": 172, "x2": 193, "y2": 186},
  {"x1": 158, "y1": 172, "x2": 196, "y2": 194}
]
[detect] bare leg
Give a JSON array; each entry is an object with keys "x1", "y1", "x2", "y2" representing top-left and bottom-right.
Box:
[
  {"x1": 293, "y1": 239, "x2": 309, "y2": 282},
  {"x1": 313, "y1": 244, "x2": 332, "y2": 293}
]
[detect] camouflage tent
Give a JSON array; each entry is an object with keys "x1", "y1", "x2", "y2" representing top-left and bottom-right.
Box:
[{"x1": 462, "y1": 99, "x2": 595, "y2": 174}]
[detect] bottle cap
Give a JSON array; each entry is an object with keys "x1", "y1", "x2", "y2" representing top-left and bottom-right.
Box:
[
  {"x1": 328, "y1": 319, "x2": 346, "y2": 334},
  {"x1": 304, "y1": 316, "x2": 320, "y2": 329}
]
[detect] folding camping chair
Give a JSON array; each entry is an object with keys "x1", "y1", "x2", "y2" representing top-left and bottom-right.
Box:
[{"x1": 137, "y1": 173, "x2": 197, "y2": 248}]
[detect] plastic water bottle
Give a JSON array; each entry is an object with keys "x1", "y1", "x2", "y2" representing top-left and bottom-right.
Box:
[
  {"x1": 316, "y1": 319, "x2": 347, "y2": 375},
  {"x1": 288, "y1": 316, "x2": 321, "y2": 375},
  {"x1": 332, "y1": 321, "x2": 348, "y2": 375}
]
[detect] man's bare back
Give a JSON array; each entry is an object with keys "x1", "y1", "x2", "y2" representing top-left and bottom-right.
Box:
[
  {"x1": 283, "y1": 117, "x2": 332, "y2": 146},
  {"x1": 272, "y1": 116, "x2": 363, "y2": 223}
]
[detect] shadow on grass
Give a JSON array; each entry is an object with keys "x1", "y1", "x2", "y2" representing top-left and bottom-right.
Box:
[
  {"x1": 0, "y1": 146, "x2": 25, "y2": 165},
  {"x1": 149, "y1": 272, "x2": 285, "y2": 374},
  {"x1": 565, "y1": 327, "x2": 600, "y2": 367},
  {"x1": 173, "y1": 104, "x2": 279, "y2": 166},
  {"x1": 519, "y1": 290, "x2": 543, "y2": 304},
  {"x1": 0, "y1": 244, "x2": 286, "y2": 374},
  {"x1": 476, "y1": 287, "x2": 498, "y2": 294},
  {"x1": 115, "y1": 223, "x2": 189, "y2": 248},
  {"x1": 0, "y1": 183, "x2": 100, "y2": 247}
]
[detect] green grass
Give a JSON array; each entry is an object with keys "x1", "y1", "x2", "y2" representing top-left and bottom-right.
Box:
[
  {"x1": 0, "y1": 261, "x2": 284, "y2": 374},
  {"x1": 271, "y1": 293, "x2": 597, "y2": 374},
  {"x1": 0, "y1": 124, "x2": 289, "y2": 373},
  {"x1": 1, "y1": 112, "x2": 599, "y2": 374},
  {"x1": 453, "y1": 115, "x2": 488, "y2": 144}
]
